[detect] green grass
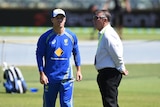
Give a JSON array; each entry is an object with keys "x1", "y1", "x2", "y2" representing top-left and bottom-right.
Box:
[
  {"x1": 0, "y1": 64, "x2": 160, "y2": 107},
  {"x1": 0, "y1": 27, "x2": 160, "y2": 106},
  {"x1": 0, "y1": 27, "x2": 160, "y2": 40}
]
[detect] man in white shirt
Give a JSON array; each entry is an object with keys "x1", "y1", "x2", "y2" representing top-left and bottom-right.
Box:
[{"x1": 93, "y1": 10, "x2": 128, "y2": 107}]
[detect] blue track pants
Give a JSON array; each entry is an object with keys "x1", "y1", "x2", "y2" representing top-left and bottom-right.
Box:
[{"x1": 43, "y1": 81, "x2": 74, "y2": 107}]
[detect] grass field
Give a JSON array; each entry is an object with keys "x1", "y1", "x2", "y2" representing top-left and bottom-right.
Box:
[
  {"x1": 0, "y1": 27, "x2": 160, "y2": 40},
  {"x1": 0, "y1": 27, "x2": 160, "y2": 107},
  {"x1": 0, "y1": 64, "x2": 160, "y2": 107}
]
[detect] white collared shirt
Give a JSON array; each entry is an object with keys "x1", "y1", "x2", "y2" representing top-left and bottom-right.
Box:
[{"x1": 95, "y1": 23, "x2": 125, "y2": 72}]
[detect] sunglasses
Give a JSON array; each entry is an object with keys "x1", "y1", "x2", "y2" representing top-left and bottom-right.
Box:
[{"x1": 93, "y1": 15, "x2": 106, "y2": 20}]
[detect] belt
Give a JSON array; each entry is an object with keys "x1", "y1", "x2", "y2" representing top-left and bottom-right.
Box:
[{"x1": 98, "y1": 67, "x2": 117, "y2": 73}]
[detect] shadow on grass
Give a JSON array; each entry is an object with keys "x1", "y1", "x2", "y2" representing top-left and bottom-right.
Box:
[{"x1": 0, "y1": 91, "x2": 7, "y2": 94}]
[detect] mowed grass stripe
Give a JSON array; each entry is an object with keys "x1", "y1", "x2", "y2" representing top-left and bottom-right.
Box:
[{"x1": 0, "y1": 64, "x2": 160, "y2": 107}]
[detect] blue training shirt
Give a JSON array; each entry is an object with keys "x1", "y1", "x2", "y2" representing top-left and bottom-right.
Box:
[{"x1": 36, "y1": 28, "x2": 81, "y2": 83}]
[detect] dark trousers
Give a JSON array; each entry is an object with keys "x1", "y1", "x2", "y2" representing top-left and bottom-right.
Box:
[{"x1": 97, "y1": 68, "x2": 122, "y2": 107}]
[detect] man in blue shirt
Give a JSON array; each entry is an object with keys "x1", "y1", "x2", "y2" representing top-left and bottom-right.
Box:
[{"x1": 36, "y1": 8, "x2": 82, "y2": 107}]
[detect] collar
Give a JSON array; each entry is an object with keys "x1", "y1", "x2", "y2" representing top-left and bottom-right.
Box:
[
  {"x1": 99, "y1": 23, "x2": 111, "y2": 35},
  {"x1": 53, "y1": 27, "x2": 65, "y2": 35}
]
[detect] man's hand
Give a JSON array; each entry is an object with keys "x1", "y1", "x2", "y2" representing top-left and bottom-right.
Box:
[
  {"x1": 40, "y1": 71, "x2": 49, "y2": 84},
  {"x1": 76, "y1": 70, "x2": 83, "y2": 82},
  {"x1": 122, "y1": 69, "x2": 129, "y2": 76}
]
